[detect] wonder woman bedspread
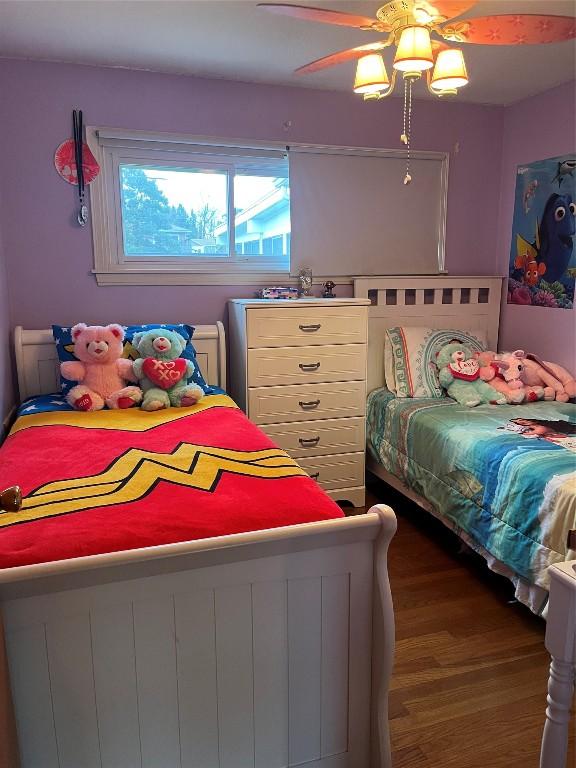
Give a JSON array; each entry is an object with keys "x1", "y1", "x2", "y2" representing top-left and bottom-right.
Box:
[
  {"x1": 367, "y1": 388, "x2": 576, "y2": 613},
  {"x1": 0, "y1": 394, "x2": 343, "y2": 570}
]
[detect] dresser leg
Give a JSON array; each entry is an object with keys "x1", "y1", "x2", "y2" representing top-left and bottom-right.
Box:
[{"x1": 540, "y1": 656, "x2": 575, "y2": 768}]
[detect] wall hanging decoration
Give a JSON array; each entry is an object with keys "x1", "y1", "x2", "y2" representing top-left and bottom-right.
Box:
[
  {"x1": 508, "y1": 154, "x2": 576, "y2": 310},
  {"x1": 54, "y1": 109, "x2": 100, "y2": 226}
]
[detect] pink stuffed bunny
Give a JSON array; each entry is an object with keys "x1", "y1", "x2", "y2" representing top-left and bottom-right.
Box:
[
  {"x1": 522, "y1": 354, "x2": 576, "y2": 402},
  {"x1": 476, "y1": 350, "x2": 544, "y2": 404},
  {"x1": 61, "y1": 323, "x2": 143, "y2": 411}
]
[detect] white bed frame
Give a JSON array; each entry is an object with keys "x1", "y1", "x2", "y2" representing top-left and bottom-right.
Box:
[
  {"x1": 0, "y1": 325, "x2": 397, "y2": 768},
  {"x1": 354, "y1": 275, "x2": 503, "y2": 506}
]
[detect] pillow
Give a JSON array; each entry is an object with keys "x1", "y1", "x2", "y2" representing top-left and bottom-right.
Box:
[
  {"x1": 52, "y1": 323, "x2": 212, "y2": 396},
  {"x1": 386, "y1": 326, "x2": 488, "y2": 398}
]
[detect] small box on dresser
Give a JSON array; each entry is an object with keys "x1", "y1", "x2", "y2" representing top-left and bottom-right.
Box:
[{"x1": 228, "y1": 298, "x2": 370, "y2": 507}]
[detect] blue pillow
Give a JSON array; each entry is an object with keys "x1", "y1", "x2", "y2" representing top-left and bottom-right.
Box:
[{"x1": 52, "y1": 323, "x2": 213, "y2": 397}]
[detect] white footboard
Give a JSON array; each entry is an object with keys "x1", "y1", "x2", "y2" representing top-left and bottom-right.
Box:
[{"x1": 1, "y1": 506, "x2": 396, "y2": 768}]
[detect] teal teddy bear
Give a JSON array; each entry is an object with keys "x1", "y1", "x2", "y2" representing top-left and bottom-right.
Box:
[
  {"x1": 132, "y1": 328, "x2": 204, "y2": 411},
  {"x1": 437, "y1": 342, "x2": 506, "y2": 407}
]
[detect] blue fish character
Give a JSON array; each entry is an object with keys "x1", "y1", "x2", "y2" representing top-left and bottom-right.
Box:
[{"x1": 537, "y1": 193, "x2": 575, "y2": 283}]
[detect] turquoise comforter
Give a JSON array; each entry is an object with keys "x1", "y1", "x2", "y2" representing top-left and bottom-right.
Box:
[{"x1": 367, "y1": 389, "x2": 576, "y2": 606}]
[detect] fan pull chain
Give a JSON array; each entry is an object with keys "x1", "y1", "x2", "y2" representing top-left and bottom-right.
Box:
[
  {"x1": 401, "y1": 77, "x2": 408, "y2": 146},
  {"x1": 401, "y1": 77, "x2": 413, "y2": 185}
]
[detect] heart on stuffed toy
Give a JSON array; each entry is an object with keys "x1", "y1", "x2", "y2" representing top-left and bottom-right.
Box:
[{"x1": 143, "y1": 358, "x2": 187, "y2": 390}]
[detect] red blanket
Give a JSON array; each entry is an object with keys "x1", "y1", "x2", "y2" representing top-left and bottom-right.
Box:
[{"x1": 0, "y1": 395, "x2": 343, "y2": 569}]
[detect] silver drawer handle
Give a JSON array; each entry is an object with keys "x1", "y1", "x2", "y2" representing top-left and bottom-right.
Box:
[
  {"x1": 299, "y1": 436, "x2": 320, "y2": 446},
  {"x1": 299, "y1": 324, "x2": 321, "y2": 332},
  {"x1": 299, "y1": 399, "x2": 320, "y2": 410},
  {"x1": 310, "y1": 472, "x2": 320, "y2": 480},
  {"x1": 299, "y1": 362, "x2": 321, "y2": 372}
]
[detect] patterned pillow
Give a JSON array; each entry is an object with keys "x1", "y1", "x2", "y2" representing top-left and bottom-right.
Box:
[
  {"x1": 52, "y1": 323, "x2": 212, "y2": 397},
  {"x1": 386, "y1": 326, "x2": 488, "y2": 398}
]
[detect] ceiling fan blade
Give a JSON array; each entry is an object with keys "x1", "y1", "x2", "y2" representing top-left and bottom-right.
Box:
[
  {"x1": 296, "y1": 42, "x2": 389, "y2": 74},
  {"x1": 415, "y1": 1, "x2": 477, "y2": 23},
  {"x1": 257, "y1": 3, "x2": 386, "y2": 31},
  {"x1": 441, "y1": 14, "x2": 576, "y2": 45}
]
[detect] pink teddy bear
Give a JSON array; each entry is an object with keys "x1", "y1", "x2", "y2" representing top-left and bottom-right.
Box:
[{"x1": 61, "y1": 323, "x2": 143, "y2": 411}]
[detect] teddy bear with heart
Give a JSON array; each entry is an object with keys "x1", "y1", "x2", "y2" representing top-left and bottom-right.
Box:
[
  {"x1": 436, "y1": 341, "x2": 507, "y2": 407},
  {"x1": 131, "y1": 328, "x2": 204, "y2": 411}
]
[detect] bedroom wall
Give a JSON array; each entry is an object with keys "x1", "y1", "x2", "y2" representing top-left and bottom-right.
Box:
[
  {"x1": 0, "y1": 215, "x2": 13, "y2": 428},
  {"x1": 497, "y1": 81, "x2": 576, "y2": 372},
  {"x1": 0, "y1": 59, "x2": 503, "y2": 329}
]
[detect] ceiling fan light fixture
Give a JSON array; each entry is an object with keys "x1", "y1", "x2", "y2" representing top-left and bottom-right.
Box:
[
  {"x1": 393, "y1": 26, "x2": 434, "y2": 73},
  {"x1": 430, "y1": 48, "x2": 469, "y2": 91},
  {"x1": 353, "y1": 53, "x2": 390, "y2": 94}
]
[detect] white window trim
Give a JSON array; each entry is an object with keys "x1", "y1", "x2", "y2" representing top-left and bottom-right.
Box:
[{"x1": 88, "y1": 127, "x2": 293, "y2": 285}]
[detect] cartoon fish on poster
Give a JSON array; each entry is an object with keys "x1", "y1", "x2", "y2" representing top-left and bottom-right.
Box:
[
  {"x1": 537, "y1": 193, "x2": 576, "y2": 282},
  {"x1": 508, "y1": 154, "x2": 576, "y2": 309},
  {"x1": 515, "y1": 236, "x2": 546, "y2": 286}
]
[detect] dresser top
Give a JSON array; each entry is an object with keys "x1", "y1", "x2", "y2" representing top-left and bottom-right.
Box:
[{"x1": 228, "y1": 298, "x2": 371, "y2": 308}]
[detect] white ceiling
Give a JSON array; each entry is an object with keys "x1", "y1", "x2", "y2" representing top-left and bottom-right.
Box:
[{"x1": 0, "y1": 0, "x2": 574, "y2": 105}]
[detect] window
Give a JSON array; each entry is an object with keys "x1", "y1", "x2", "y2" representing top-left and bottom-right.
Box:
[{"x1": 90, "y1": 129, "x2": 290, "y2": 285}]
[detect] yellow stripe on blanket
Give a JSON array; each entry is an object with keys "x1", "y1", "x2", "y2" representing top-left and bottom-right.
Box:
[
  {"x1": 9, "y1": 394, "x2": 238, "y2": 435},
  {"x1": 0, "y1": 445, "x2": 306, "y2": 527}
]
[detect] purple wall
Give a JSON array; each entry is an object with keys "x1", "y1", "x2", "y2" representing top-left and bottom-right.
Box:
[
  {"x1": 0, "y1": 59, "x2": 503, "y2": 331},
  {"x1": 0, "y1": 218, "x2": 12, "y2": 426},
  {"x1": 497, "y1": 81, "x2": 576, "y2": 373}
]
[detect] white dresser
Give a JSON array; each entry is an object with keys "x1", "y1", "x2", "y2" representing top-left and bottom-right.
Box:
[{"x1": 228, "y1": 298, "x2": 370, "y2": 507}]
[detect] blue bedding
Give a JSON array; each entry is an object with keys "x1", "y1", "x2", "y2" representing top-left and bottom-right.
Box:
[{"x1": 367, "y1": 389, "x2": 576, "y2": 612}]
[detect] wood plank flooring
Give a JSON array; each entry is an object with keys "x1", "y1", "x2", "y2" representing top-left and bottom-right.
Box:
[{"x1": 356, "y1": 479, "x2": 575, "y2": 768}]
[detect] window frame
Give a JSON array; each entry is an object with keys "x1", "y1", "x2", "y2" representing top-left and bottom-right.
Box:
[{"x1": 88, "y1": 128, "x2": 291, "y2": 285}]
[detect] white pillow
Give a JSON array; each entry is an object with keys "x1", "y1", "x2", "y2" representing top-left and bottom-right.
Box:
[{"x1": 386, "y1": 326, "x2": 488, "y2": 398}]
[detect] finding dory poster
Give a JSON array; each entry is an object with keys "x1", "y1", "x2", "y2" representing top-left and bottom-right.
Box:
[{"x1": 508, "y1": 154, "x2": 576, "y2": 309}]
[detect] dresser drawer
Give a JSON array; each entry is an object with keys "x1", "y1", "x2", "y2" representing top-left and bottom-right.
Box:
[
  {"x1": 246, "y1": 306, "x2": 367, "y2": 348},
  {"x1": 248, "y1": 381, "x2": 366, "y2": 425},
  {"x1": 262, "y1": 417, "x2": 365, "y2": 458},
  {"x1": 248, "y1": 344, "x2": 366, "y2": 387},
  {"x1": 298, "y1": 452, "x2": 365, "y2": 491}
]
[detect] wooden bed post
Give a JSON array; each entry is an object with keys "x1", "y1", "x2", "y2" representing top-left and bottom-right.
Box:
[
  {"x1": 540, "y1": 561, "x2": 576, "y2": 768},
  {"x1": 370, "y1": 504, "x2": 397, "y2": 768}
]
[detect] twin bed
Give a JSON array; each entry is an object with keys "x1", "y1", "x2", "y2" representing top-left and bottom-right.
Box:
[
  {"x1": 0, "y1": 324, "x2": 396, "y2": 768},
  {"x1": 354, "y1": 276, "x2": 576, "y2": 616}
]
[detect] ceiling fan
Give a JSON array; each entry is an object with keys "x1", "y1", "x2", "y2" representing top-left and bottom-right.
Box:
[{"x1": 258, "y1": 1, "x2": 576, "y2": 182}]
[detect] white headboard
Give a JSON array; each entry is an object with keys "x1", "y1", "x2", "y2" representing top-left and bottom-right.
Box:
[
  {"x1": 14, "y1": 323, "x2": 227, "y2": 403},
  {"x1": 354, "y1": 276, "x2": 504, "y2": 394}
]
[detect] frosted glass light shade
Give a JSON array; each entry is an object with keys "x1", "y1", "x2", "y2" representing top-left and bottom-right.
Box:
[
  {"x1": 393, "y1": 27, "x2": 434, "y2": 72},
  {"x1": 354, "y1": 54, "x2": 390, "y2": 94},
  {"x1": 430, "y1": 48, "x2": 469, "y2": 90}
]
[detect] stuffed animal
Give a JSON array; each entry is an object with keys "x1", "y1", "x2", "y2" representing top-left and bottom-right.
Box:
[
  {"x1": 436, "y1": 342, "x2": 507, "y2": 407},
  {"x1": 61, "y1": 323, "x2": 143, "y2": 411},
  {"x1": 131, "y1": 328, "x2": 204, "y2": 411},
  {"x1": 522, "y1": 354, "x2": 576, "y2": 402},
  {"x1": 476, "y1": 350, "x2": 544, "y2": 404}
]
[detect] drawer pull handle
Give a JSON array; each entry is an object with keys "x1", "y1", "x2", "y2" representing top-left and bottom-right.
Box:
[
  {"x1": 299, "y1": 362, "x2": 321, "y2": 372},
  {"x1": 299, "y1": 436, "x2": 320, "y2": 446},
  {"x1": 310, "y1": 472, "x2": 320, "y2": 480},
  {"x1": 299, "y1": 324, "x2": 321, "y2": 333},
  {"x1": 299, "y1": 399, "x2": 320, "y2": 410}
]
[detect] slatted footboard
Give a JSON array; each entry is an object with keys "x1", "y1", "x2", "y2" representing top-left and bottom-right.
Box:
[{"x1": 1, "y1": 507, "x2": 396, "y2": 768}]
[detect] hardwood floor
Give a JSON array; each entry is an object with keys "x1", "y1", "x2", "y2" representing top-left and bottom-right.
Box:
[{"x1": 357, "y1": 479, "x2": 575, "y2": 768}]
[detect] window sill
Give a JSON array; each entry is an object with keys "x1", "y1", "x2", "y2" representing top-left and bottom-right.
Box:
[{"x1": 93, "y1": 271, "x2": 354, "y2": 287}]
